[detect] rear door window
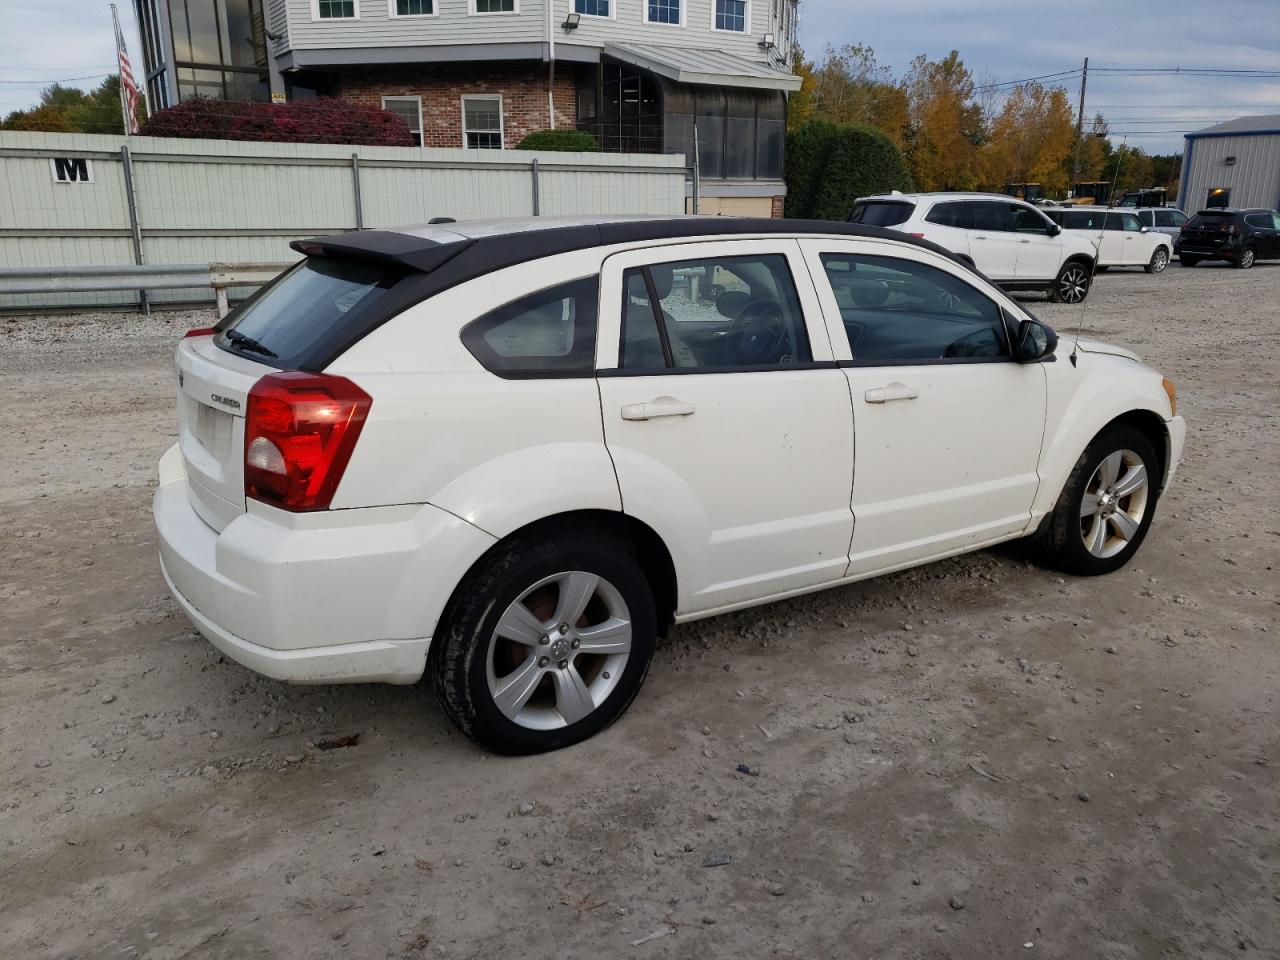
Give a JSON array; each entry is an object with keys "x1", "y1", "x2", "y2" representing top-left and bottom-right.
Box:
[
  {"x1": 217, "y1": 257, "x2": 404, "y2": 369},
  {"x1": 971, "y1": 202, "x2": 1014, "y2": 232},
  {"x1": 849, "y1": 201, "x2": 915, "y2": 227},
  {"x1": 925, "y1": 202, "x2": 974, "y2": 229},
  {"x1": 461, "y1": 277, "x2": 598, "y2": 377}
]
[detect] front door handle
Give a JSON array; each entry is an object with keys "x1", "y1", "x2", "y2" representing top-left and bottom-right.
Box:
[
  {"x1": 865, "y1": 383, "x2": 919, "y2": 404},
  {"x1": 621, "y1": 396, "x2": 696, "y2": 421},
  {"x1": 1019, "y1": 238, "x2": 1032, "y2": 244}
]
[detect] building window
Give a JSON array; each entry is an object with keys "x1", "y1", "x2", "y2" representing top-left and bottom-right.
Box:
[
  {"x1": 463, "y1": 96, "x2": 503, "y2": 149},
  {"x1": 315, "y1": 0, "x2": 357, "y2": 17},
  {"x1": 391, "y1": 0, "x2": 434, "y2": 14},
  {"x1": 1205, "y1": 187, "x2": 1231, "y2": 209},
  {"x1": 646, "y1": 0, "x2": 681, "y2": 25},
  {"x1": 472, "y1": 0, "x2": 516, "y2": 12},
  {"x1": 714, "y1": 0, "x2": 746, "y2": 30},
  {"x1": 382, "y1": 96, "x2": 422, "y2": 146},
  {"x1": 576, "y1": 0, "x2": 609, "y2": 15}
]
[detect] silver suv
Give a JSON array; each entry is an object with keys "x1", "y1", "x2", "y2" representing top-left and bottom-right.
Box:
[
  {"x1": 1131, "y1": 207, "x2": 1190, "y2": 240},
  {"x1": 850, "y1": 192, "x2": 1098, "y2": 303}
]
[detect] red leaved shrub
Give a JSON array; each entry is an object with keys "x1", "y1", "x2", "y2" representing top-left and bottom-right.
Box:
[{"x1": 140, "y1": 97, "x2": 415, "y2": 146}]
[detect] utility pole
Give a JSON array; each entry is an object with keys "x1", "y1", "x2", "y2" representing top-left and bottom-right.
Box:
[{"x1": 1070, "y1": 57, "x2": 1089, "y2": 187}]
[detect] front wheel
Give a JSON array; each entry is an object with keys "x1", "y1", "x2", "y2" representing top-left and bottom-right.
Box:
[
  {"x1": 1032, "y1": 424, "x2": 1160, "y2": 576},
  {"x1": 1050, "y1": 261, "x2": 1091, "y2": 303},
  {"x1": 431, "y1": 534, "x2": 656, "y2": 754},
  {"x1": 1145, "y1": 248, "x2": 1170, "y2": 274},
  {"x1": 1234, "y1": 246, "x2": 1256, "y2": 269}
]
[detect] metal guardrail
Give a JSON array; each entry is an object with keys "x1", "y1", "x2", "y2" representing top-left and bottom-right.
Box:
[{"x1": 0, "y1": 262, "x2": 290, "y2": 317}]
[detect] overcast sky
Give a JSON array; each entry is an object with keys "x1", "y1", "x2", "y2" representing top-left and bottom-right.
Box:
[{"x1": 3, "y1": 0, "x2": 1278, "y2": 153}]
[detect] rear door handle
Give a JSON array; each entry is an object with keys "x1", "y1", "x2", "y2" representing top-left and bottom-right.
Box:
[
  {"x1": 1019, "y1": 238, "x2": 1031, "y2": 244},
  {"x1": 621, "y1": 396, "x2": 696, "y2": 421},
  {"x1": 865, "y1": 383, "x2": 919, "y2": 404}
]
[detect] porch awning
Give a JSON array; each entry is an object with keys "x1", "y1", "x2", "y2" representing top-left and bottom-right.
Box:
[{"x1": 603, "y1": 43, "x2": 802, "y2": 92}]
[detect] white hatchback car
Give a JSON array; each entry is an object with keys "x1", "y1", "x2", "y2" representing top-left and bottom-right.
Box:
[
  {"x1": 155, "y1": 216, "x2": 1185, "y2": 753},
  {"x1": 1043, "y1": 207, "x2": 1173, "y2": 273},
  {"x1": 850, "y1": 193, "x2": 1099, "y2": 303}
]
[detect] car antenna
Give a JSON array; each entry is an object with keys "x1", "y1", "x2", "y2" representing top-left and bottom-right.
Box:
[{"x1": 1070, "y1": 136, "x2": 1126, "y2": 368}]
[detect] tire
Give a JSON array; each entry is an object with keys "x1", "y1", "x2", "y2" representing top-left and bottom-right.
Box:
[
  {"x1": 1032, "y1": 424, "x2": 1160, "y2": 576},
  {"x1": 431, "y1": 533, "x2": 656, "y2": 754},
  {"x1": 1178, "y1": 255, "x2": 1200, "y2": 267},
  {"x1": 1234, "y1": 246, "x2": 1256, "y2": 269},
  {"x1": 1050, "y1": 260, "x2": 1091, "y2": 304},
  {"x1": 1145, "y1": 248, "x2": 1170, "y2": 274}
]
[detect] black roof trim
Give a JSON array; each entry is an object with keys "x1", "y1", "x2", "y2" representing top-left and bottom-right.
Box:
[{"x1": 287, "y1": 218, "x2": 984, "y2": 370}]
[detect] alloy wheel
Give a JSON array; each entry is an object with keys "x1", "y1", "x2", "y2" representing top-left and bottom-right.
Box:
[
  {"x1": 1240, "y1": 248, "x2": 1255, "y2": 269},
  {"x1": 1079, "y1": 449, "x2": 1149, "y2": 559},
  {"x1": 1152, "y1": 249, "x2": 1169, "y2": 272},
  {"x1": 486, "y1": 571, "x2": 632, "y2": 731},
  {"x1": 1058, "y1": 266, "x2": 1089, "y2": 303}
]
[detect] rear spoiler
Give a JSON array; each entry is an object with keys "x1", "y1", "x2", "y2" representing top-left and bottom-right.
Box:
[{"x1": 290, "y1": 230, "x2": 473, "y2": 273}]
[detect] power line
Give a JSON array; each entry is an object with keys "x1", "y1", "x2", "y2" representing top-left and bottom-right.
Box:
[
  {"x1": 0, "y1": 73, "x2": 114, "y2": 85},
  {"x1": 974, "y1": 68, "x2": 1081, "y2": 91}
]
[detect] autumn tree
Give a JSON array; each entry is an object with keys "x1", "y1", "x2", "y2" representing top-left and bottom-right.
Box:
[
  {"x1": 903, "y1": 51, "x2": 982, "y2": 191},
  {"x1": 980, "y1": 81, "x2": 1076, "y2": 195},
  {"x1": 807, "y1": 44, "x2": 909, "y2": 148},
  {"x1": 788, "y1": 56, "x2": 817, "y2": 133},
  {"x1": 1, "y1": 77, "x2": 137, "y2": 134}
]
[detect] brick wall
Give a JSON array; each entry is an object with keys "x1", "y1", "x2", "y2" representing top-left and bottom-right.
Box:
[{"x1": 338, "y1": 62, "x2": 575, "y2": 149}]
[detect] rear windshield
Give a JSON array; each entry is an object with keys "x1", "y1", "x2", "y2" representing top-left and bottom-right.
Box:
[
  {"x1": 849, "y1": 200, "x2": 915, "y2": 227},
  {"x1": 216, "y1": 257, "x2": 404, "y2": 369},
  {"x1": 1186, "y1": 212, "x2": 1234, "y2": 228}
]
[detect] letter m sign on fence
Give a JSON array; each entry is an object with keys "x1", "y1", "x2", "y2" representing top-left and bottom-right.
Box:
[{"x1": 50, "y1": 157, "x2": 94, "y2": 184}]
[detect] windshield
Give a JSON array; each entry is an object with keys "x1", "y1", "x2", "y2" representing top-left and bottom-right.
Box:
[
  {"x1": 216, "y1": 257, "x2": 403, "y2": 369},
  {"x1": 850, "y1": 201, "x2": 915, "y2": 227}
]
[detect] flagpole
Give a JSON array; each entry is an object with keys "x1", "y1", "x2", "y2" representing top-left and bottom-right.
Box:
[{"x1": 110, "y1": 3, "x2": 138, "y2": 134}]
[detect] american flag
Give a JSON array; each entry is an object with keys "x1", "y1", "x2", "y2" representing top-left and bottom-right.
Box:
[{"x1": 111, "y1": 3, "x2": 141, "y2": 134}]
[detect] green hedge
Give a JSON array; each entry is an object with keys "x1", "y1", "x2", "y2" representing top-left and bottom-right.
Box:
[
  {"x1": 784, "y1": 121, "x2": 912, "y2": 220},
  {"x1": 515, "y1": 129, "x2": 601, "y2": 152}
]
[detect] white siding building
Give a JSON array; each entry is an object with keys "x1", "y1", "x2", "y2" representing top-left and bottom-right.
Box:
[
  {"x1": 1178, "y1": 114, "x2": 1280, "y2": 214},
  {"x1": 134, "y1": 0, "x2": 801, "y2": 215}
]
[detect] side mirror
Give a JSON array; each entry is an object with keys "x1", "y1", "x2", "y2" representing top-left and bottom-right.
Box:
[
  {"x1": 1015, "y1": 318, "x2": 1058, "y2": 362},
  {"x1": 1139, "y1": 225, "x2": 1150, "y2": 233},
  {"x1": 1048, "y1": 223, "x2": 1061, "y2": 236}
]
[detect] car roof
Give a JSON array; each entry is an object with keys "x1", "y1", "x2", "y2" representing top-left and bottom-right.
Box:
[
  {"x1": 860, "y1": 192, "x2": 1031, "y2": 204},
  {"x1": 292, "y1": 215, "x2": 975, "y2": 275}
]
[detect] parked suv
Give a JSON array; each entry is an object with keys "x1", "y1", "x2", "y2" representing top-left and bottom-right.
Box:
[
  {"x1": 850, "y1": 192, "x2": 1098, "y2": 303},
  {"x1": 1132, "y1": 207, "x2": 1188, "y2": 240},
  {"x1": 155, "y1": 216, "x2": 1183, "y2": 753},
  {"x1": 1042, "y1": 206, "x2": 1173, "y2": 273},
  {"x1": 1176, "y1": 208, "x2": 1280, "y2": 268}
]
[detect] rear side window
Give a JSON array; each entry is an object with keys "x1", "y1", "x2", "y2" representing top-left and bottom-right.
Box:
[
  {"x1": 818, "y1": 253, "x2": 1009, "y2": 363},
  {"x1": 461, "y1": 277, "x2": 598, "y2": 377},
  {"x1": 925, "y1": 201, "x2": 973, "y2": 229},
  {"x1": 218, "y1": 257, "x2": 404, "y2": 370},
  {"x1": 850, "y1": 201, "x2": 915, "y2": 227}
]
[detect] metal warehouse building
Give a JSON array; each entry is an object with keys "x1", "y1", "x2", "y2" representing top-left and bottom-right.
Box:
[{"x1": 1179, "y1": 114, "x2": 1280, "y2": 213}]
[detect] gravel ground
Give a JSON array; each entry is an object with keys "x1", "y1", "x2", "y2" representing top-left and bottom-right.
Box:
[{"x1": 1, "y1": 262, "x2": 1277, "y2": 960}]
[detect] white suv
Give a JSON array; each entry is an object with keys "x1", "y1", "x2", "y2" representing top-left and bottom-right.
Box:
[
  {"x1": 851, "y1": 193, "x2": 1099, "y2": 303},
  {"x1": 154, "y1": 216, "x2": 1184, "y2": 754}
]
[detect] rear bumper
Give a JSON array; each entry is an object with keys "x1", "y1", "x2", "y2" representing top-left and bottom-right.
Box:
[{"x1": 153, "y1": 444, "x2": 496, "y2": 685}]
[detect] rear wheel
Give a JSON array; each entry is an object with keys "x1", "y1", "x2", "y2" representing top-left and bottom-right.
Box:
[
  {"x1": 1050, "y1": 261, "x2": 1091, "y2": 303},
  {"x1": 1178, "y1": 255, "x2": 1200, "y2": 267},
  {"x1": 1145, "y1": 248, "x2": 1170, "y2": 274},
  {"x1": 1032, "y1": 424, "x2": 1160, "y2": 576},
  {"x1": 1234, "y1": 246, "x2": 1256, "y2": 269},
  {"x1": 431, "y1": 534, "x2": 656, "y2": 754}
]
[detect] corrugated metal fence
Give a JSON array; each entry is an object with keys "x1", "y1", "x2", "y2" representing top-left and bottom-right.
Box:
[{"x1": 0, "y1": 131, "x2": 687, "y2": 312}]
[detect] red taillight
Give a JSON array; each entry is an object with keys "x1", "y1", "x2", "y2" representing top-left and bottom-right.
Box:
[
  {"x1": 244, "y1": 371, "x2": 372, "y2": 512},
  {"x1": 184, "y1": 326, "x2": 216, "y2": 338}
]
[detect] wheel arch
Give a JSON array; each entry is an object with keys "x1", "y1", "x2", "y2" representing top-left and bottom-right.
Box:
[{"x1": 433, "y1": 510, "x2": 679, "y2": 656}]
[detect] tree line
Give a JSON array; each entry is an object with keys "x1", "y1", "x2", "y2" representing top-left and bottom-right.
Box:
[{"x1": 788, "y1": 45, "x2": 1182, "y2": 199}]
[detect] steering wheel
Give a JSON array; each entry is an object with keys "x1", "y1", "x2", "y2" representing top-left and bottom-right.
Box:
[{"x1": 728, "y1": 298, "x2": 789, "y2": 365}]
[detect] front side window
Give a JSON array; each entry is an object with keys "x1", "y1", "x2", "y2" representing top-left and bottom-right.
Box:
[
  {"x1": 463, "y1": 96, "x2": 503, "y2": 149},
  {"x1": 316, "y1": 0, "x2": 356, "y2": 17},
  {"x1": 382, "y1": 96, "x2": 422, "y2": 146},
  {"x1": 620, "y1": 254, "x2": 812, "y2": 370},
  {"x1": 1012, "y1": 207, "x2": 1052, "y2": 234},
  {"x1": 461, "y1": 277, "x2": 598, "y2": 376},
  {"x1": 473, "y1": 0, "x2": 515, "y2": 11},
  {"x1": 647, "y1": 0, "x2": 681, "y2": 24},
  {"x1": 575, "y1": 0, "x2": 609, "y2": 14},
  {"x1": 819, "y1": 253, "x2": 1010, "y2": 364},
  {"x1": 715, "y1": 0, "x2": 747, "y2": 30},
  {"x1": 394, "y1": 0, "x2": 434, "y2": 13}
]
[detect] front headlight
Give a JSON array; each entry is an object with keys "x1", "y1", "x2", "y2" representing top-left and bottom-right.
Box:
[{"x1": 1162, "y1": 377, "x2": 1177, "y2": 417}]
